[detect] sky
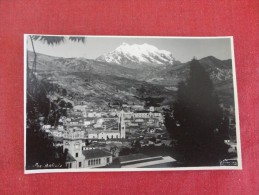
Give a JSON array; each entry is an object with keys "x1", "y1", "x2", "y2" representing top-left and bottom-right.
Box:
[{"x1": 26, "y1": 36, "x2": 232, "y2": 63}]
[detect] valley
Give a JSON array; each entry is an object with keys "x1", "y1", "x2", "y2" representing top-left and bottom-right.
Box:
[
  {"x1": 28, "y1": 50, "x2": 235, "y2": 113},
  {"x1": 26, "y1": 39, "x2": 238, "y2": 170}
]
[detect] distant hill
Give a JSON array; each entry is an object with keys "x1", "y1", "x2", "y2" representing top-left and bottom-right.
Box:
[{"x1": 27, "y1": 51, "x2": 235, "y2": 110}]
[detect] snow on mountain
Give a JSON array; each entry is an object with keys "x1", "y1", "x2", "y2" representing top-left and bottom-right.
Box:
[{"x1": 96, "y1": 42, "x2": 176, "y2": 66}]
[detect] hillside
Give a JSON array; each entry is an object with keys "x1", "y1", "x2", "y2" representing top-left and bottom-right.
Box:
[
  {"x1": 28, "y1": 51, "x2": 174, "y2": 108},
  {"x1": 27, "y1": 51, "x2": 235, "y2": 110}
]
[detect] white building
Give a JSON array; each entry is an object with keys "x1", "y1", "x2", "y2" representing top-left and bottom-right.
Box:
[
  {"x1": 57, "y1": 125, "x2": 64, "y2": 131},
  {"x1": 42, "y1": 125, "x2": 51, "y2": 130},
  {"x1": 74, "y1": 105, "x2": 88, "y2": 112},
  {"x1": 83, "y1": 149, "x2": 112, "y2": 168},
  {"x1": 63, "y1": 131, "x2": 112, "y2": 169},
  {"x1": 50, "y1": 130, "x2": 63, "y2": 137},
  {"x1": 87, "y1": 130, "x2": 121, "y2": 140},
  {"x1": 86, "y1": 112, "x2": 102, "y2": 118},
  {"x1": 133, "y1": 111, "x2": 163, "y2": 121},
  {"x1": 63, "y1": 130, "x2": 85, "y2": 139},
  {"x1": 86, "y1": 112, "x2": 126, "y2": 140},
  {"x1": 131, "y1": 105, "x2": 144, "y2": 110},
  {"x1": 87, "y1": 131, "x2": 98, "y2": 139},
  {"x1": 149, "y1": 106, "x2": 155, "y2": 112},
  {"x1": 83, "y1": 118, "x2": 96, "y2": 127},
  {"x1": 98, "y1": 131, "x2": 121, "y2": 140}
]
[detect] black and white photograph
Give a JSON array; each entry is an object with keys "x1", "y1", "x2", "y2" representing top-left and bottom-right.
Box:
[{"x1": 24, "y1": 35, "x2": 241, "y2": 173}]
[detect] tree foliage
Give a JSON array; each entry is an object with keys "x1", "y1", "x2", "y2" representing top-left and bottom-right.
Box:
[
  {"x1": 131, "y1": 140, "x2": 141, "y2": 152},
  {"x1": 165, "y1": 59, "x2": 230, "y2": 166},
  {"x1": 31, "y1": 35, "x2": 86, "y2": 45},
  {"x1": 26, "y1": 35, "x2": 86, "y2": 169},
  {"x1": 26, "y1": 75, "x2": 72, "y2": 169},
  {"x1": 28, "y1": 35, "x2": 86, "y2": 75}
]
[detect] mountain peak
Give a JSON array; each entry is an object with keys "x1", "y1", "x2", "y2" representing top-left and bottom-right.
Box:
[
  {"x1": 121, "y1": 42, "x2": 129, "y2": 46},
  {"x1": 96, "y1": 43, "x2": 176, "y2": 67}
]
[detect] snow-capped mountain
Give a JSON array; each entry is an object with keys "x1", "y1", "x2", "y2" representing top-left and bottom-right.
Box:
[{"x1": 96, "y1": 43, "x2": 176, "y2": 67}]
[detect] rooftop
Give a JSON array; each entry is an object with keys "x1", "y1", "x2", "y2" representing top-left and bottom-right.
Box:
[
  {"x1": 82, "y1": 149, "x2": 112, "y2": 159},
  {"x1": 119, "y1": 153, "x2": 149, "y2": 162},
  {"x1": 122, "y1": 156, "x2": 176, "y2": 168},
  {"x1": 66, "y1": 153, "x2": 76, "y2": 162},
  {"x1": 134, "y1": 110, "x2": 150, "y2": 113}
]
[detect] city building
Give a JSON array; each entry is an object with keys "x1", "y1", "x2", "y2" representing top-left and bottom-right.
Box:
[
  {"x1": 119, "y1": 153, "x2": 176, "y2": 168},
  {"x1": 63, "y1": 131, "x2": 113, "y2": 168}
]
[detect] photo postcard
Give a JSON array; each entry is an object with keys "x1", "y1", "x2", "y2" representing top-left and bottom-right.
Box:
[{"x1": 24, "y1": 35, "x2": 241, "y2": 173}]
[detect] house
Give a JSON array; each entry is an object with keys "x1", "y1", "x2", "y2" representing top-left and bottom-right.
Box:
[
  {"x1": 87, "y1": 131, "x2": 98, "y2": 139},
  {"x1": 87, "y1": 112, "x2": 102, "y2": 118},
  {"x1": 146, "y1": 121, "x2": 154, "y2": 126},
  {"x1": 63, "y1": 130, "x2": 85, "y2": 139},
  {"x1": 73, "y1": 105, "x2": 88, "y2": 112},
  {"x1": 98, "y1": 131, "x2": 121, "y2": 140},
  {"x1": 82, "y1": 142, "x2": 106, "y2": 151},
  {"x1": 50, "y1": 130, "x2": 63, "y2": 137},
  {"x1": 149, "y1": 106, "x2": 155, "y2": 112},
  {"x1": 133, "y1": 111, "x2": 150, "y2": 118},
  {"x1": 135, "y1": 119, "x2": 145, "y2": 123},
  {"x1": 131, "y1": 105, "x2": 144, "y2": 110},
  {"x1": 116, "y1": 110, "x2": 133, "y2": 119},
  {"x1": 128, "y1": 122, "x2": 139, "y2": 127},
  {"x1": 87, "y1": 130, "x2": 122, "y2": 140},
  {"x1": 42, "y1": 125, "x2": 51, "y2": 130},
  {"x1": 152, "y1": 112, "x2": 163, "y2": 120},
  {"x1": 83, "y1": 117, "x2": 96, "y2": 127},
  {"x1": 57, "y1": 125, "x2": 64, "y2": 131},
  {"x1": 122, "y1": 104, "x2": 130, "y2": 108}
]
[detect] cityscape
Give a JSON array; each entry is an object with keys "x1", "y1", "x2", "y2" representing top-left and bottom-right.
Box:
[{"x1": 25, "y1": 36, "x2": 240, "y2": 171}]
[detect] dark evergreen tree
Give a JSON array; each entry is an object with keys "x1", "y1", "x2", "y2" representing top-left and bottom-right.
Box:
[
  {"x1": 26, "y1": 35, "x2": 86, "y2": 169},
  {"x1": 26, "y1": 75, "x2": 71, "y2": 169},
  {"x1": 132, "y1": 140, "x2": 141, "y2": 152},
  {"x1": 165, "y1": 59, "x2": 229, "y2": 166}
]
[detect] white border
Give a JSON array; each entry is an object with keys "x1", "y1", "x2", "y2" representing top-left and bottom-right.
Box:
[
  {"x1": 24, "y1": 34, "x2": 242, "y2": 174},
  {"x1": 24, "y1": 34, "x2": 27, "y2": 174}
]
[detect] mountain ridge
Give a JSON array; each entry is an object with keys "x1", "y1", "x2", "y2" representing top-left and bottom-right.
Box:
[
  {"x1": 96, "y1": 43, "x2": 176, "y2": 68},
  {"x1": 27, "y1": 51, "x2": 234, "y2": 111}
]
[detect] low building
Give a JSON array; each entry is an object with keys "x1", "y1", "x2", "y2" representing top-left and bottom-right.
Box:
[
  {"x1": 119, "y1": 153, "x2": 176, "y2": 168},
  {"x1": 128, "y1": 122, "x2": 139, "y2": 127},
  {"x1": 133, "y1": 110, "x2": 162, "y2": 119},
  {"x1": 74, "y1": 105, "x2": 88, "y2": 112},
  {"x1": 133, "y1": 111, "x2": 151, "y2": 118},
  {"x1": 87, "y1": 130, "x2": 121, "y2": 140},
  {"x1": 98, "y1": 131, "x2": 121, "y2": 140},
  {"x1": 131, "y1": 105, "x2": 144, "y2": 110},
  {"x1": 63, "y1": 132, "x2": 113, "y2": 169},
  {"x1": 135, "y1": 119, "x2": 145, "y2": 123},
  {"x1": 42, "y1": 125, "x2": 51, "y2": 130},
  {"x1": 87, "y1": 112, "x2": 102, "y2": 118},
  {"x1": 63, "y1": 130, "x2": 85, "y2": 139},
  {"x1": 50, "y1": 130, "x2": 63, "y2": 137},
  {"x1": 83, "y1": 149, "x2": 113, "y2": 168},
  {"x1": 149, "y1": 106, "x2": 155, "y2": 112},
  {"x1": 87, "y1": 131, "x2": 98, "y2": 139}
]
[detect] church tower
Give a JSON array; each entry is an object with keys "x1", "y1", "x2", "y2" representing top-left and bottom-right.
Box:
[
  {"x1": 63, "y1": 130, "x2": 85, "y2": 168},
  {"x1": 118, "y1": 111, "x2": 126, "y2": 139}
]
